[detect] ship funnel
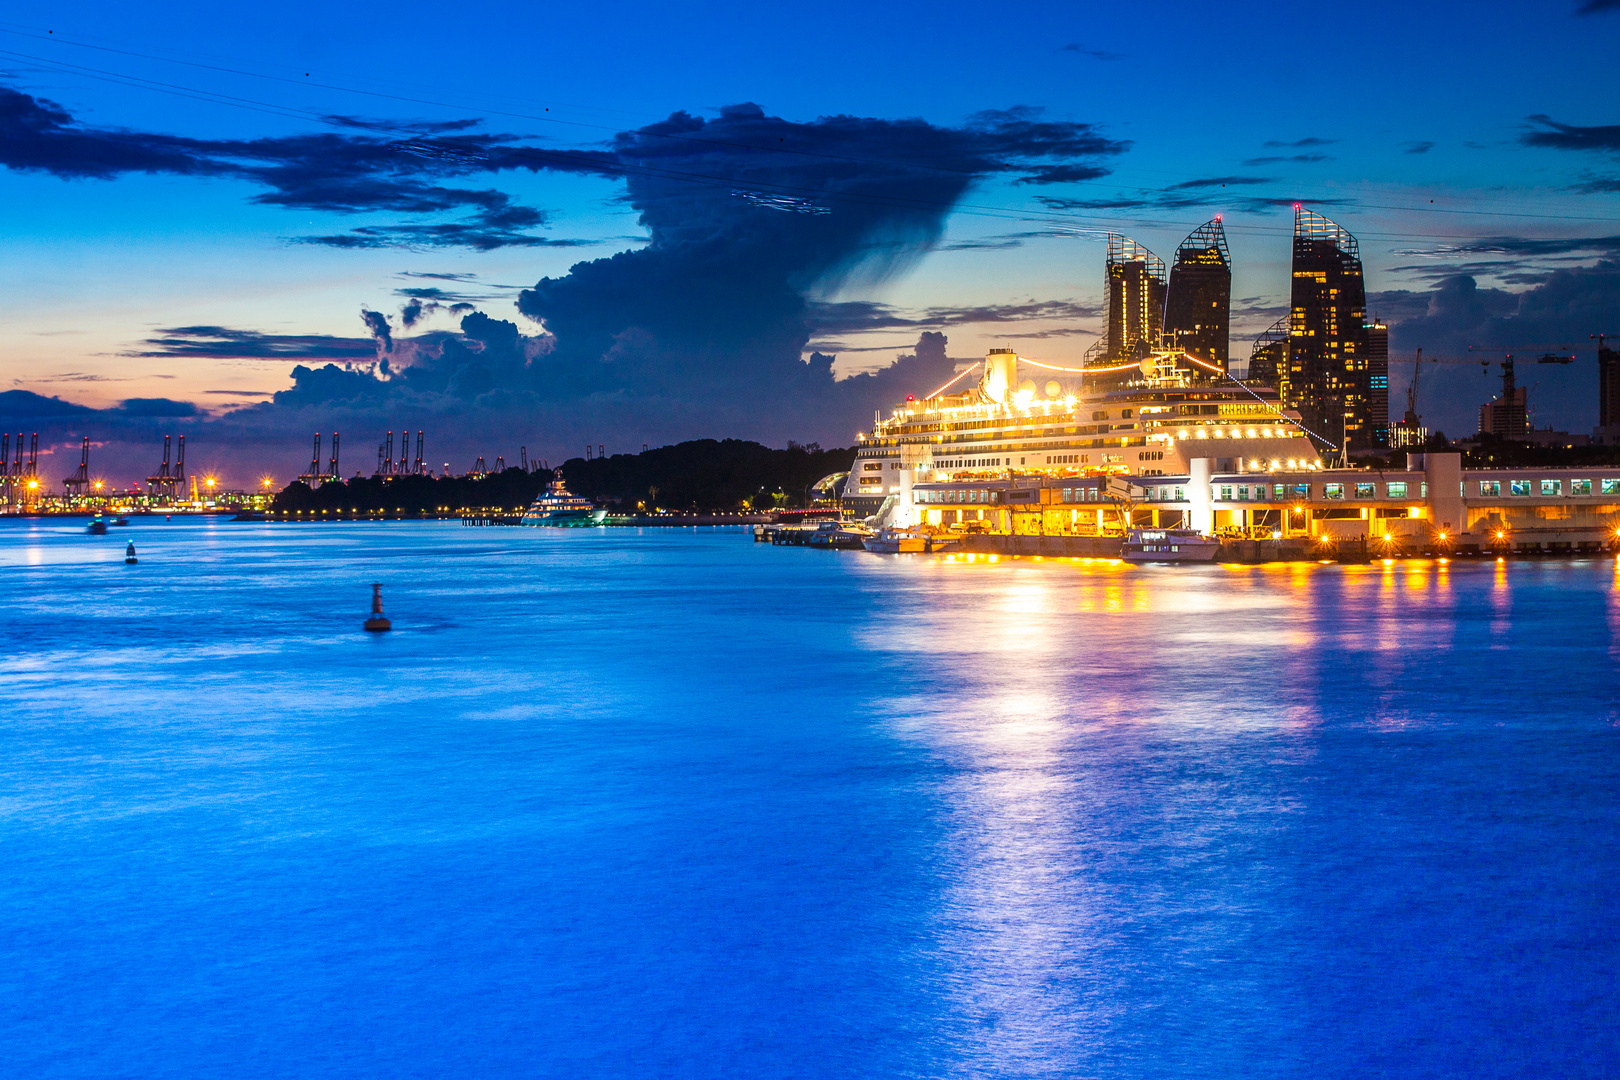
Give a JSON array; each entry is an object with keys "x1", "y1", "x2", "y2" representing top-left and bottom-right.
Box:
[{"x1": 981, "y1": 348, "x2": 1018, "y2": 404}]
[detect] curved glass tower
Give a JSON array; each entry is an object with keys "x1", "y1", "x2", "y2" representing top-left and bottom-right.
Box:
[
  {"x1": 1164, "y1": 217, "x2": 1231, "y2": 373},
  {"x1": 1102, "y1": 234, "x2": 1166, "y2": 363}
]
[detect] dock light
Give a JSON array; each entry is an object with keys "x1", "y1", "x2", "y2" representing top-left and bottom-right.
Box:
[
  {"x1": 1496, "y1": 531, "x2": 1506, "y2": 539},
  {"x1": 94, "y1": 481, "x2": 102, "y2": 490},
  {"x1": 205, "y1": 477, "x2": 215, "y2": 489},
  {"x1": 27, "y1": 479, "x2": 36, "y2": 490},
  {"x1": 1384, "y1": 533, "x2": 1393, "y2": 542},
  {"x1": 1437, "y1": 532, "x2": 1447, "y2": 541}
]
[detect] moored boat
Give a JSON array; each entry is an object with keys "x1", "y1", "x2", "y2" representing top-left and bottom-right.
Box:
[
  {"x1": 1123, "y1": 528, "x2": 1218, "y2": 562},
  {"x1": 863, "y1": 527, "x2": 926, "y2": 554}
]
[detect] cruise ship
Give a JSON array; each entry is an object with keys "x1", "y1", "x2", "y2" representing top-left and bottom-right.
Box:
[{"x1": 845, "y1": 346, "x2": 1323, "y2": 533}]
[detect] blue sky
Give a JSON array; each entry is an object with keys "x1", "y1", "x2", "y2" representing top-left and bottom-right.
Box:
[{"x1": 2, "y1": 0, "x2": 1618, "y2": 483}]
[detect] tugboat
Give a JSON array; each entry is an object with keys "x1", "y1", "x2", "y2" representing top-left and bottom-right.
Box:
[
  {"x1": 86, "y1": 517, "x2": 108, "y2": 535},
  {"x1": 1122, "y1": 528, "x2": 1219, "y2": 563},
  {"x1": 522, "y1": 470, "x2": 607, "y2": 526}
]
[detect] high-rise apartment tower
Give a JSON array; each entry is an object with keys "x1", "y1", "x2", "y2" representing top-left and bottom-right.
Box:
[
  {"x1": 1163, "y1": 217, "x2": 1231, "y2": 373},
  {"x1": 1287, "y1": 207, "x2": 1371, "y2": 451},
  {"x1": 1100, "y1": 235, "x2": 1166, "y2": 363}
]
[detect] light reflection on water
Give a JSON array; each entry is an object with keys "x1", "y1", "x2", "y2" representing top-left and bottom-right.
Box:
[{"x1": 2, "y1": 519, "x2": 1618, "y2": 1079}]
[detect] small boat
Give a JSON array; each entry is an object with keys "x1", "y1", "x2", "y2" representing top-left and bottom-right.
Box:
[
  {"x1": 1123, "y1": 528, "x2": 1219, "y2": 563},
  {"x1": 807, "y1": 521, "x2": 871, "y2": 550},
  {"x1": 86, "y1": 518, "x2": 108, "y2": 534},
  {"x1": 111, "y1": 516, "x2": 129, "y2": 526},
  {"x1": 522, "y1": 471, "x2": 607, "y2": 526},
  {"x1": 863, "y1": 527, "x2": 925, "y2": 554}
]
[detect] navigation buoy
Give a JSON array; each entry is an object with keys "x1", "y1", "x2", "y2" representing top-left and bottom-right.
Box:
[
  {"x1": 363, "y1": 582, "x2": 391, "y2": 632},
  {"x1": 125, "y1": 541, "x2": 138, "y2": 565}
]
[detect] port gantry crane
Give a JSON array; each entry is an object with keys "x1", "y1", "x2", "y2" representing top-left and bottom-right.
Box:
[{"x1": 62, "y1": 436, "x2": 90, "y2": 498}]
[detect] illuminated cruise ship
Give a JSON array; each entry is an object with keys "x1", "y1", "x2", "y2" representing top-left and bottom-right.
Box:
[{"x1": 846, "y1": 346, "x2": 1324, "y2": 532}]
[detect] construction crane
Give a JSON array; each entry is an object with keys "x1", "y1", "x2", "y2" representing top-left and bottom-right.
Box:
[
  {"x1": 63, "y1": 436, "x2": 90, "y2": 497},
  {"x1": 326, "y1": 433, "x2": 341, "y2": 479}
]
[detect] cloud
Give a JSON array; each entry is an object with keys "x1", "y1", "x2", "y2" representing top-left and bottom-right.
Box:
[
  {"x1": 1575, "y1": 0, "x2": 1620, "y2": 14},
  {"x1": 113, "y1": 398, "x2": 203, "y2": 417},
  {"x1": 9, "y1": 99, "x2": 1127, "y2": 477},
  {"x1": 1061, "y1": 44, "x2": 1126, "y2": 60},
  {"x1": 1522, "y1": 115, "x2": 1620, "y2": 153},
  {"x1": 360, "y1": 309, "x2": 394, "y2": 354},
  {"x1": 1264, "y1": 137, "x2": 1338, "y2": 148},
  {"x1": 123, "y1": 326, "x2": 383, "y2": 362},
  {"x1": 0, "y1": 84, "x2": 611, "y2": 249},
  {"x1": 1373, "y1": 262, "x2": 1620, "y2": 436},
  {"x1": 1167, "y1": 175, "x2": 1275, "y2": 189},
  {"x1": 0, "y1": 389, "x2": 95, "y2": 419},
  {"x1": 1403, "y1": 141, "x2": 1436, "y2": 154},
  {"x1": 1241, "y1": 154, "x2": 1333, "y2": 166},
  {"x1": 1573, "y1": 176, "x2": 1620, "y2": 193}
]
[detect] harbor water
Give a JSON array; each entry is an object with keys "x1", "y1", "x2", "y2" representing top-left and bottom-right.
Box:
[{"x1": 2, "y1": 518, "x2": 1617, "y2": 1077}]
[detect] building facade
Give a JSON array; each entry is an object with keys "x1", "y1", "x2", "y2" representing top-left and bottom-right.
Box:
[
  {"x1": 1163, "y1": 218, "x2": 1231, "y2": 373},
  {"x1": 1366, "y1": 319, "x2": 1389, "y2": 447},
  {"x1": 1287, "y1": 207, "x2": 1371, "y2": 452},
  {"x1": 1097, "y1": 234, "x2": 1166, "y2": 363}
]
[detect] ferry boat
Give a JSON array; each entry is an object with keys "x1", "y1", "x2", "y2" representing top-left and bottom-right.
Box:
[
  {"x1": 522, "y1": 471, "x2": 607, "y2": 526},
  {"x1": 1123, "y1": 528, "x2": 1219, "y2": 562}
]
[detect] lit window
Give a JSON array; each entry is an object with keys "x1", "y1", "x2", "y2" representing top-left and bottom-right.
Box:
[
  {"x1": 1570, "y1": 479, "x2": 1591, "y2": 496},
  {"x1": 1603, "y1": 479, "x2": 1620, "y2": 495},
  {"x1": 1355, "y1": 483, "x2": 1375, "y2": 498},
  {"x1": 1510, "y1": 480, "x2": 1530, "y2": 497},
  {"x1": 1387, "y1": 482, "x2": 1407, "y2": 498},
  {"x1": 1324, "y1": 483, "x2": 1343, "y2": 500},
  {"x1": 1540, "y1": 479, "x2": 1561, "y2": 496},
  {"x1": 1479, "y1": 480, "x2": 1500, "y2": 497}
]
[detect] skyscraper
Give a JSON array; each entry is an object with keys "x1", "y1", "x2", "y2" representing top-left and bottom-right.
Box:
[
  {"x1": 1100, "y1": 234, "x2": 1165, "y2": 363},
  {"x1": 1365, "y1": 319, "x2": 1389, "y2": 447},
  {"x1": 1247, "y1": 316, "x2": 1289, "y2": 388},
  {"x1": 1599, "y1": 340, "x2": 1620, "y2": 429},
  {"x1": 1163, "y1": 217, "x2": 1231, "y2": 373},
  {"x1": 1287, "y1": 207, "x2": 1371, "y2": 451}
]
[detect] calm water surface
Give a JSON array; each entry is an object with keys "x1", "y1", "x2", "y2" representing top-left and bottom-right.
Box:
[{"x1": 2, "y1": 518, "x2": 1617, "y2": 1078}]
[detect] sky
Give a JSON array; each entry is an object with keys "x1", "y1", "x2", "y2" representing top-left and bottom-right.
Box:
[{"x1": 2, "y1": 0, "x2": 1618, "y2": 486}]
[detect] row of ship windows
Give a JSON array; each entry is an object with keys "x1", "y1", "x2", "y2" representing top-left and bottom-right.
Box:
[{"x1": 1135, "y1": 478, "x2": 1620, "y2": 503}]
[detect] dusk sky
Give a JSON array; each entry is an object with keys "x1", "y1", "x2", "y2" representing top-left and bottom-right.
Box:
[{"x1": 3, "y1": 0, "x2": 1619, "y2": 484}]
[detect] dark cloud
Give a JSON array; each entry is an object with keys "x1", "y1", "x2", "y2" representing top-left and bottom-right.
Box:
[
  {"x1": 0, "y1": 389, "x2": 95, "y2": 419},
  {"x1": 1403, "y1": 141, "x2": 1437, "y2": 154},
  {"x1": 124, "y1": 326, "x2": 382, "y2": 362},
  {"x1": 113, "y1": 398, "x2": 203, "y2": 417},
  {"x1": 1167, "y1": 175, "x2": 1275, "y2": 189},
  {"x1": 1576, "y1": 0, "x2": 1620, "y2": 11},
  {"x1": 0, "y1": 84, "x2": 609, "y2": 249},
  {"x1": 1, "y1": 85, "x2": 1124, "y2": 250},
  {"x1": 1374, "y1": 262, "x2": 1620, "y2": 436},
  {"x1": 1573, "y1": 176, "x2": 1620, "y2": 193},
  {"x1": 360, "y1": 309, "x2": 394, "y2": 354},
  {"x1": 807, "y1": 298, "x2": 1100, "y2": 336},
  {"x1": 1522, "y1": 115, "x2": 1620, "y2": 153},
  {"x1": 1061, "y1": 44, "x2": 1126, "y2": 60},
  {"x1": 1264, "y1": 137, "x2": 1338, "y2": 148},
  {"x1": 9, "y1": 99, "x2": 1126, "y2": 476},
  {"x1": 1241, "y1": 154, "x2": 1333, "y2": 166}
]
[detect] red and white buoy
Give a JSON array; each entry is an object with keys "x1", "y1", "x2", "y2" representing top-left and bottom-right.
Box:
[{"x1": 363, "y1": 582, "x2": 391, "y2": 632}]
